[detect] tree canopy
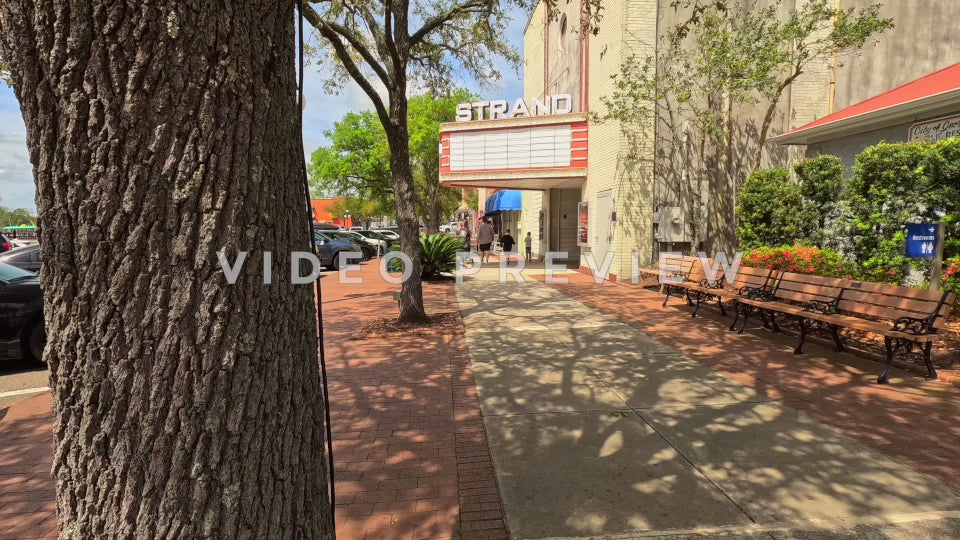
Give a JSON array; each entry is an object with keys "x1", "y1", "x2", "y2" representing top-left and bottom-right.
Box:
[
  {"x1": 308, "y1": 91, "x2": 474, "y2": 231},
  {"x1": 0, "y1": 206, "x2": 36, "y2": 228},
  {"x1": 303, "y1": 0, "x2": 602, "y2": 322},
  {"x1": 309, "y1": 111, "x2": 392, "y2": 204}
]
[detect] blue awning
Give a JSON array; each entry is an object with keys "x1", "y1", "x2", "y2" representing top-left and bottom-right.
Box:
[{"x1": 485, "y1": 190, "x2": 522, "y2": 213}]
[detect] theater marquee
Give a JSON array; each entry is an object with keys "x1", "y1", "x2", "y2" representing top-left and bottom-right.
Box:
[{"x1": 455, "y1": 94, "x2": 573, "y2": 121}]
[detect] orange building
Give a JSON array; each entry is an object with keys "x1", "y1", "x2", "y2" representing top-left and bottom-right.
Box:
[{"x1": 310, "y1": 198, "x2": 352, "y2": 228}]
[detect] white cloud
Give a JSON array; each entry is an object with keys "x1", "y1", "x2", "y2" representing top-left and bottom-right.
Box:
[{"x1": 0, "y1": 87, "x2": 35, "y2": 211}]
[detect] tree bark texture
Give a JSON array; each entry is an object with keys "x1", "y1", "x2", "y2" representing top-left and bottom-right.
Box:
[{"x1": 0, "y1": 1, "x2": 333, "y2": 538}]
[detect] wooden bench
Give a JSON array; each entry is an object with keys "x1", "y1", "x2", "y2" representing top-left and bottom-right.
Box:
[
  {"x1": 677, "y1": 265, "x2": 778, "y2": 320},
  {"x1": 733, "y1": 271, "x2": 956, "y2": 383},
  {"x1": 635, "y1": 256, "x2": 685, "y2": 288},
  {"x1": 659, "y1": 255, "x2": 701, "y2": 307},
  {"x1": 663, "y1": 260, "x2": 780, "y2": 319}
]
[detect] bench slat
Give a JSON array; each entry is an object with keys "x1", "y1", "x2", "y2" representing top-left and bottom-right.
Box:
[
  {"x1": 839, "y1": 289, "x2": 942, "y2": 312},
  {"x1": 845, "y1": 280, "x2": 946, "y2": 301},
  {"x1": 730, "y1": 267, "x2": 773, "y2": 289}
]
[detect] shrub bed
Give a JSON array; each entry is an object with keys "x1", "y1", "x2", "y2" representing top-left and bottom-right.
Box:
[{"x1": 741, "y1": 245, "x2": 857, "y2": 278}]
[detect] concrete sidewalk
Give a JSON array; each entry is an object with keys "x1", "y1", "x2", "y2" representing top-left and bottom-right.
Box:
[{"x1": 456, "y1": 268, "x2": 960, "y2": 540}]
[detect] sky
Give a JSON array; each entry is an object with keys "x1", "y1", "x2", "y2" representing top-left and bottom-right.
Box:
[{"x1": 0, "y1": 7, "x2": 528, "y2": 212}]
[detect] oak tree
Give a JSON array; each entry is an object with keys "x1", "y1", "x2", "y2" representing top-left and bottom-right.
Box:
[
  {"x1": 309, "y1": 91, "x2": 473, "y2": 232},
  {"x1": 303, "y1": 0, "x2": 600, "y2": 322},
  {"x1": 0, "y1": 1, "x2": 333, "y2": 538}
]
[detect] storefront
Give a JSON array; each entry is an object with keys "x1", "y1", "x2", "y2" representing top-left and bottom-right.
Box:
[
  {"x1": 483, "y1": 190, "x2": 522, "y2": 240},
  {"x1": 440, "y1": 1, "x2": 960, "y2": 281},
  {"x1": 438, "y1": 0, "x2": 659, "y2": 281}
]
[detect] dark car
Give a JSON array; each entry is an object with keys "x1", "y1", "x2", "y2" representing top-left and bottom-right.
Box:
[
  {"x1": 327, "y1": 232, "x2": 376, "y2": 260},
  {"x1": 0, "y1": 244, "x2": 41, "y2": 273},
  {"x1": 313, "y1": 232, "x2": 364, "y2": 270},
  {"x1": 0, "y1": 262, "x2": 44, "y2": 363}
]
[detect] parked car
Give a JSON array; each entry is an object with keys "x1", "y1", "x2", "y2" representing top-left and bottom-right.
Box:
[
  {"x1": 313, "y1": 232, "x2": 364, "y2": 270},
  {"x1": 313, "y1": 223, "x2": 340, "y2": 231},
  {"x1": 355, "y1": 230, "x2": 392, "y2": 248},
  {"x1": 337, "y1": 230, "x2": 388, "y2": 255},
  {"x1": 372, "y1": 229, "x2": 400, "y2": 241},
  {"x1": 439, "y1": 221, "x2": 459, "y2": 233},
  {"x1": 0, "y1": 244, "x2": 41, "y2": 273},
  {"x1": 0, "y1": 234, "x2": 11, "y2": 253},
  {"x1": 350, "y1": 226, "x2": 364, "y2": 232},
  {"x1": 323, "y1": 231, "x2": 376, "y2": 261},
  {"x1": 0, "y1": 262, "x2": 44, "y2": 363}
]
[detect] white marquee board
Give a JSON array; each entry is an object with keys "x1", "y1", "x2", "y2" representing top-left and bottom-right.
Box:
[{"x1": 449, "y1": 125, "x2": 572, "y2": 171}]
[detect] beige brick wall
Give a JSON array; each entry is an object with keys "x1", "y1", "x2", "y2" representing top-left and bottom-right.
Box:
[
  {"x1": 524, "y1": 1, "x2": 546, "y2": 100},
  {"x1": 522, "y1": 2, "x2": 548, "y2": 259},
  {"x1": 520, "y1": 0, "x2": 660, "y2": 279},
  {"x1": 581, "y1": 0, "x2": 658, "y2": 278}
]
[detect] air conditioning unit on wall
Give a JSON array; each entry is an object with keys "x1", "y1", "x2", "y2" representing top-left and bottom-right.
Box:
[{"x1": 655, "y1": 206, "x2": 688, "y2": 243}]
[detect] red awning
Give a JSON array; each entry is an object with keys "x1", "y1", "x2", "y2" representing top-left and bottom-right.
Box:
[{"x1": 773, "y1": 61, "x2": 960, "y2": 145}]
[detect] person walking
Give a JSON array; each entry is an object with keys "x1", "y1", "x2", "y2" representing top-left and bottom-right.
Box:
[
  {"x1": 501, "y1": 230, "x2": 516, "y2": 263},
  {"x1": 477, "y1": 217, "x2": 495, "y2": 264},
  {"x1": 524, "y1": 231, "x2": 533, "y2": 262},
  {"x1": 458, "y1": 221, "x2": 471, "y2": 251}
]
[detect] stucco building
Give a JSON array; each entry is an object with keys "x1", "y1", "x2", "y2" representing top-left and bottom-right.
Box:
[
  {"x1": 772, "y1": 61, "x2": 960, "y2": 169},
  {"x1": 440, "y1": 0, "x2": 960, "y2": 281}
]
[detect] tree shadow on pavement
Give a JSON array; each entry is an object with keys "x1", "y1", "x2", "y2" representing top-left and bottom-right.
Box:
[{"x1": 454, "y1": 275, "x2": 960, "y2": 539}]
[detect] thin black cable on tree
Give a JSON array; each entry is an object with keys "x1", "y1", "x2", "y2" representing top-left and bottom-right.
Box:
[{"x1": 297, "y1": 0, "x2": 337, "y2": 532}]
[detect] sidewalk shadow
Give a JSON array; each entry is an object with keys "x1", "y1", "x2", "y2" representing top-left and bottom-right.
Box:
[{"x1": 455, "y1": 278, "x2": 960, "y2": 538}]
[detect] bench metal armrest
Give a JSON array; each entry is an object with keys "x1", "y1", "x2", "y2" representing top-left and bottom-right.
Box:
[
  {"x1": 803, "y1": 299, "x2": 839, "y2": 315},
  {"x1": 891, "y1": 315, "x2": 937, "y2": 335},
  {"x1": 699, "y1": 278, "x2": 724, "y2": 289},
  {"x1": 738, "y1": 286, "x2": 771, "y2": 300}
]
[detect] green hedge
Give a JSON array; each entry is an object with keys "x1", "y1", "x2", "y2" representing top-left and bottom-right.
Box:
[
  {"x1": 794, "y1": 155, "x2": 844, "y2": 247},
  {"x1": 736, "y1": 168, "x2": 802, "y2": 249},
  {"x1": 737, "y1": 137, "x2": 960, "y2": 286}
]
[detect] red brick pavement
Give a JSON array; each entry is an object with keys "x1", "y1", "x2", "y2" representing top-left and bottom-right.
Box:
[
  {"x1": 536, "y1": 271, "x2": 960, "y2": 492},
  {"x1": 0, "y1": 262, "x2": 508, "y2": 540},
  {"x1": 0, "y1": 394, "x2": 56, "y2": 540},
  {"x1": 321, "y1": 263, "x2": 507, "y2": 540}
]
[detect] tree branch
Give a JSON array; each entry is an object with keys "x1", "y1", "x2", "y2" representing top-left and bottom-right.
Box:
[
  {"x1": 409, "y1": 0, "x2": 491, "y2": 45},
  {"x1": 341, "y1": 0, "x2": 395, "y2": 68},
  {"x1": 383, "y1": 0, "x2": 401, "y2": 68},
  {"x1": 302, "y1": 4, "x2": 392, "y2": 88},
  {"x1": 313, "y1": 22, "x2": 391, "y2": 126}
]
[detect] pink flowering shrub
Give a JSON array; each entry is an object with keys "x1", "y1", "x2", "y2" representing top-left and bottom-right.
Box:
[
  {"x1": 945, "y1": 257, "x2": 960, "y2": 295},
  {"x1": 741, "y1": 245, "x2": 857, "y2": 278}
]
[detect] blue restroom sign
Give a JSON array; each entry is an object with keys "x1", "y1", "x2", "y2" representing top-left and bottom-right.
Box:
[{"x1": 905, "y1": 224, "x2": 940, "y2": 258}]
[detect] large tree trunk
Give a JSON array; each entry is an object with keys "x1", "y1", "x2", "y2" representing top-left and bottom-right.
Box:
[
  {"x1": 386, "y1": 87, "x2": 428, "y2": 323},
  {"x1": 0, "y1": 2, "x2": 333, "y2": 538}
]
